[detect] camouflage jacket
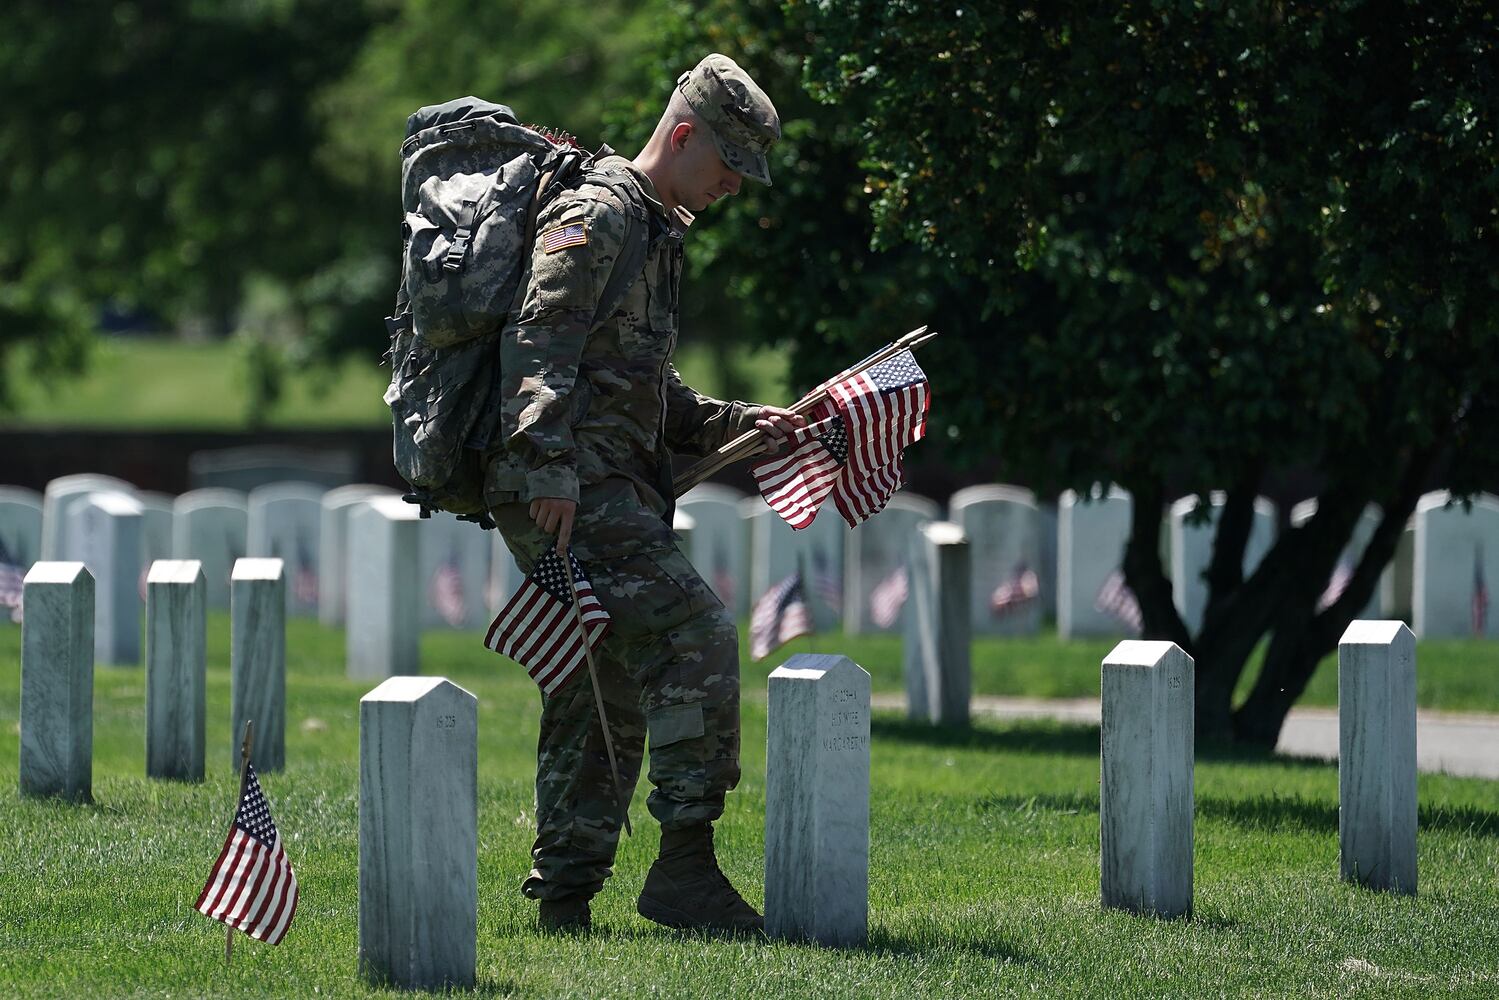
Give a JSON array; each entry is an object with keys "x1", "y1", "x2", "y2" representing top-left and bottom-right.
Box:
[{"x1": 483, "y1": 156, "x2": 758, "y2": 510}]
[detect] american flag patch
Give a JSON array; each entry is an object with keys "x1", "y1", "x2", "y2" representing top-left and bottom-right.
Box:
[{"x1": 540, "y1": 221, "x2": 588, "y2": 254}]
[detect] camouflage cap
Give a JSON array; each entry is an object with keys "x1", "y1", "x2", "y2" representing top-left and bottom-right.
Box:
[{"x1": 676, "y1": 53, "x2": 780, "y2": 186}]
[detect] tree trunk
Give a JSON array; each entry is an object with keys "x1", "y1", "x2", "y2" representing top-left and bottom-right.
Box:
[{"x1": 1232, "y1": 449, "x2": 1436, "y2": 747}]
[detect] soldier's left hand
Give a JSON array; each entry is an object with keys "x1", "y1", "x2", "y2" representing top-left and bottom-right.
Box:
[{"x1": 756, "y1": 406, "x2": 808, "y2": 455}]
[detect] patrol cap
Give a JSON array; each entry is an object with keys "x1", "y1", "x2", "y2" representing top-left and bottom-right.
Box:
[{"x1": 676, "y1": 53, "x2": 780, "y2": 186}]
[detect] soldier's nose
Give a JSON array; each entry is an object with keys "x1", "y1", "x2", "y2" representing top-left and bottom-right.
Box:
[{"x1": 723, "y1": 172, "x2": 742, "y2": 197}]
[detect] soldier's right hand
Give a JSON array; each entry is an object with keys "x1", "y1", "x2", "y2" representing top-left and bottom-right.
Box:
[{"x1": 529, "y1": 497, "x2": 577, "y2": 556}]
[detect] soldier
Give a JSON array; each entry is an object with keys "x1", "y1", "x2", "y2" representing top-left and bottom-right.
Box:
[{"x1": 484, "y1": 54, "x2": 800, "y2": 933}]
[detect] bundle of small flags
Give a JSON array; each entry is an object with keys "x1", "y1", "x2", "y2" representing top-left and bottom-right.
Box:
[
  {"x1": 485, "y1": 547, "x2": 610, "y2": 694},
  {"x1": 750, "y1": 571, "x2": 814, "y2": 661},
  {"x1": 990, "y1": 563, "x2": 1040, "y2": 618},
  {"x1": 195, "y1": 762, "x2": 299, "y2": 945},
  {"x1": 1094, "y1": 569, "x2": 1143, "y2": 634},
  {"x1": 869, "y1": 565, "x2": 909, "y2": 629},
  {"x1": 753, "y1": 350, "x2": 930, "y2": 530}
]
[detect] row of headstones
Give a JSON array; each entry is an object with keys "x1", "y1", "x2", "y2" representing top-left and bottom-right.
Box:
[
  {"x1": 18, "y1": 559, "x2": 289, "y2": 796},
  {"x1": 7, "y1": 476, "x2": 1494, "y2": 648},
  {"x1": 15, "y1": 527, "x2": 510, "y2": 800},
  {"x1": 18, "y1": 549, "x2": 1416, "y2": 988},
  {"x1": 0, "y1": 476, "x2": 526, "y2": 662},
  {"x1": 677, "y1": 484, "x2": 1499, "y2": 641},
  {"x1": 357, "y1": 621, "x2": 1416, "y2": 989}
]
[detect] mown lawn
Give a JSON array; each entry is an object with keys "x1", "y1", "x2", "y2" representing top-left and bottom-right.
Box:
[
  {"x1": 0, "y1": 336, "x2": 789, "y2": 430},
  {"x1": 820, "y1": 630, "x2": 1499, "y2": 715},
  {"x1": 1, "y1": 618, "x2": 1496, "y2": 998}
]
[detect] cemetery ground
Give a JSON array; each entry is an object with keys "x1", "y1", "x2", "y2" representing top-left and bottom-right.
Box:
[{"x1": 2, "y1": 623, "x2": 1497, "y2": 998}]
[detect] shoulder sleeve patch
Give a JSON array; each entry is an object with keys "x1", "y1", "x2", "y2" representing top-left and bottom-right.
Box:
[{"x1": 539, "y1": 220, "x2": 588, "y2": 254}]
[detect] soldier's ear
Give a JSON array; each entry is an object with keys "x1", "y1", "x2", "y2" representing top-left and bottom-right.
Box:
[{"x1": 670, "y1": 121, "x2": 695, "y2": 154}]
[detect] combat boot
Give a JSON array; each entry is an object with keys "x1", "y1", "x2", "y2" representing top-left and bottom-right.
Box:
[
  {"x1": 538, "y1": 895, "x2": 591, "y2": 933},
  {"x1": 636, "y1": 824, "x2": 764, "y2": 933}
]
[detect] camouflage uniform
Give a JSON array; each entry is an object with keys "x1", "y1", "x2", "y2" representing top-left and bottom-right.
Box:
[{"x1": 485, "y1": 82, "x2": 776, "y2": 899}]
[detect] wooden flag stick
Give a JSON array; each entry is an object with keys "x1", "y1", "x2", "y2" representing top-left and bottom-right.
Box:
[
  {"x1": 226, "y1": 719, "x2": 253, "y2": 966},
  {"x1": 569, "y1": 564, "x2": 633, "y2": 839},
  {"x1": 672, "y1": 325, "x2": 938, "y2": 498}
]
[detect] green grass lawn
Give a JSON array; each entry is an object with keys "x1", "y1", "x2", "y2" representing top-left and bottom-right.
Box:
[
  {"x1": 821, "y1": 630, "x2": 1499, "y2": 715},
  {"x1": 0, "y1": 336, "x2": 790, "y2": 429},
  {"x1": 2, "y1": 618, "x2": 1497, "y2": 998}
]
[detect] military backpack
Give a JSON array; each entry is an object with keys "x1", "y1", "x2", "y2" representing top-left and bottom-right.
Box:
[{"x1": 383, "y1": 97, "x2": 648, "y2": 523}]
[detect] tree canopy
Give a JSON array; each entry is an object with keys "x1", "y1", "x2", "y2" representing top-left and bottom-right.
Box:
[{"x1": 800, "y1": 0, "x2": 1499, "y2": 742}]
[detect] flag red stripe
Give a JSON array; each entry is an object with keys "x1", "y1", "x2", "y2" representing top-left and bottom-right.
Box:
[
  {"x1": 202, "y1": 833, "x2": 252, "y2": 918},
  {"x1": 195, "y1": 831, "x2": 240, "y2": 910}
]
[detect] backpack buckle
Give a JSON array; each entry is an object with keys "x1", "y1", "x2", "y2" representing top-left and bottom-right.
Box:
[{"x1": 444, "y1": 200, "x2": 480, "y2": 273}]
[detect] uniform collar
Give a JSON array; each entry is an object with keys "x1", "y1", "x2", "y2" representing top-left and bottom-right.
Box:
[{"x1": 608, "y1": 157, "x2": 694, "y2": 236}]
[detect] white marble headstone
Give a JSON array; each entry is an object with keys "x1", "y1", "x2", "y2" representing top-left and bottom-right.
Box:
[
  {"x1": 19, "y1": 562, "x2": 94, "y2": 801},
  {"x1": 1169, "y1": 493, "x2": 1276, "y2": 633},
  {"x1": 1058, "y1": 487, "x2": 1133, "y2": 638},
  {"x1": 903, "y1": 522, "x2": 971, "y2": 726},
  {"x1": 0, "y1": 486, "x2": 43, "y2": 569},
  {"x1": 348, "y1": 497, "x2": 421, "y2": 680},
  {"x1": 1379, "y1": 519, "x2": 1416, "y2": 624},
  {"x1": 950, "y1": 484, "x2": 1043, "y2": 636},
  {"x1": 1338, "y1": 620, "x2": 1417, "y2": 893},
  {"x1": 745, "y1": 497, "x2": 848, "y2": 628},
  {"x1": 359, "y1": 676, "x2": 477, "y2": 990},
  {"x1": 0, "y1": 487, "x2": 42, "y2": 624},
  {"x1": 1412, "y1": 491, "x2": 1499, "y2": 638},
  {"x1": 146, "y1": 560, "x2": 206, "y2": 781},
  {"x1": 1100, "y1": 640, "x2": 1194, "y2": 918},
  {"x1": 678, "y1": 484, "x2": 749, "y2": 619},
  {"x1": 231, "y1": 558, "x2": 286, "y2": 771},
  {"x1": 765, "y1": 654, "x2": 870, "y2": 946},
  {"x1": 40, "y1": 473, "x2": 136, "y2": 561},
  {"x1": 136, "y1": 491, "x2": 175, "y2": 595},
  {"x1": 416, "y1": 511, "x2": 491, "y2": 631},
  {"x1": 843, "y1": 492, "x2": 938, "y2": 634},
  {"x1": 63, "y1": 491, "x2": 143, "y2": 666},
  {"x1": 247, "y1": 482, "x2": 325, "y2": 618},
  {"x1": 171, "y1": 489, "x2": 248, "y2": 611},
  {"x1": 318, "y1": 484, "x2": 397, "y2": 627}
]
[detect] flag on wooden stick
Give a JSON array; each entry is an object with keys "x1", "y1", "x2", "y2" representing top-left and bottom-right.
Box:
[
  {"x1": 752, "y1": 350, "x2": 930, "y2": 530},
  {"x1": 750, "y1": 571, "x2": 814, "y2": 661},
  {"x1": 195, "y1": 761, "x2": 299, "y2": 946},
  {"x1": 485, "y1": 547, "x2": 611, "y2": 695}
]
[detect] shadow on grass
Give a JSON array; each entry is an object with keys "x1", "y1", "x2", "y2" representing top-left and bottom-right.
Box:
[
  {"x1": 500, "y1": 918, "x2": 1034, "y2": 963},
  {"x1": 871, "y1": 715, "x2": 1100, "y2": 757},
  {"x1": 968, "y1": 790, "x2": 1499, "y2": 841}
]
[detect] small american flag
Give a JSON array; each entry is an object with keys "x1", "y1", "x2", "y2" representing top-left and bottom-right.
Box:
[
  {"x1": 485, "y1": 548, "x2": 610, "y2": 695},
  {"x1": 1473, "y1": 547, "x2": 1489, "y2": 637},
  {"x1": 991, "y1": 563, "x2": 1040, "y2": 618},
  {"x1": 540, "y1": 221, "x2": 588, "y2": 254},
  {"x1": 750, "y1": 571, "x2": 814, "y2": 661},
  {"x1": 751, "y1": 404, "x2": 847, "y2": 530},
  {"x1": 294, "y1": 533, "x2": 318, "y2": 608},
  {"x1": 430, "y1": 545, "x2": 468, "y2": 627},
  {"x1": 1317, "y1": 559, "x2": 1353, "y2": 612},
  {"x1": 1094, "y1": 569, "x2": 1143, "y2": 634},
  {"x1": 195, "y1": 762, "x2": 299, "y2": 945},
  {"x1": 1, "y1": 537, "x2": 26, "y2": 623},
  {"x1": 824, "y1": 350, "x2": 930, "y2": 527},
  {"x1": 869, "y1": 565, "x2": 909, "y2": 628},
  {"x1": 711, "y1": 539, "x2": 736, "y2": 610}
]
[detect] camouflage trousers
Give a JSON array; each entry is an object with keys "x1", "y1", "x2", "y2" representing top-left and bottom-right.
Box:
[{"x1": 489, "y1": 477, "x2": 741, "y2": 902}]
